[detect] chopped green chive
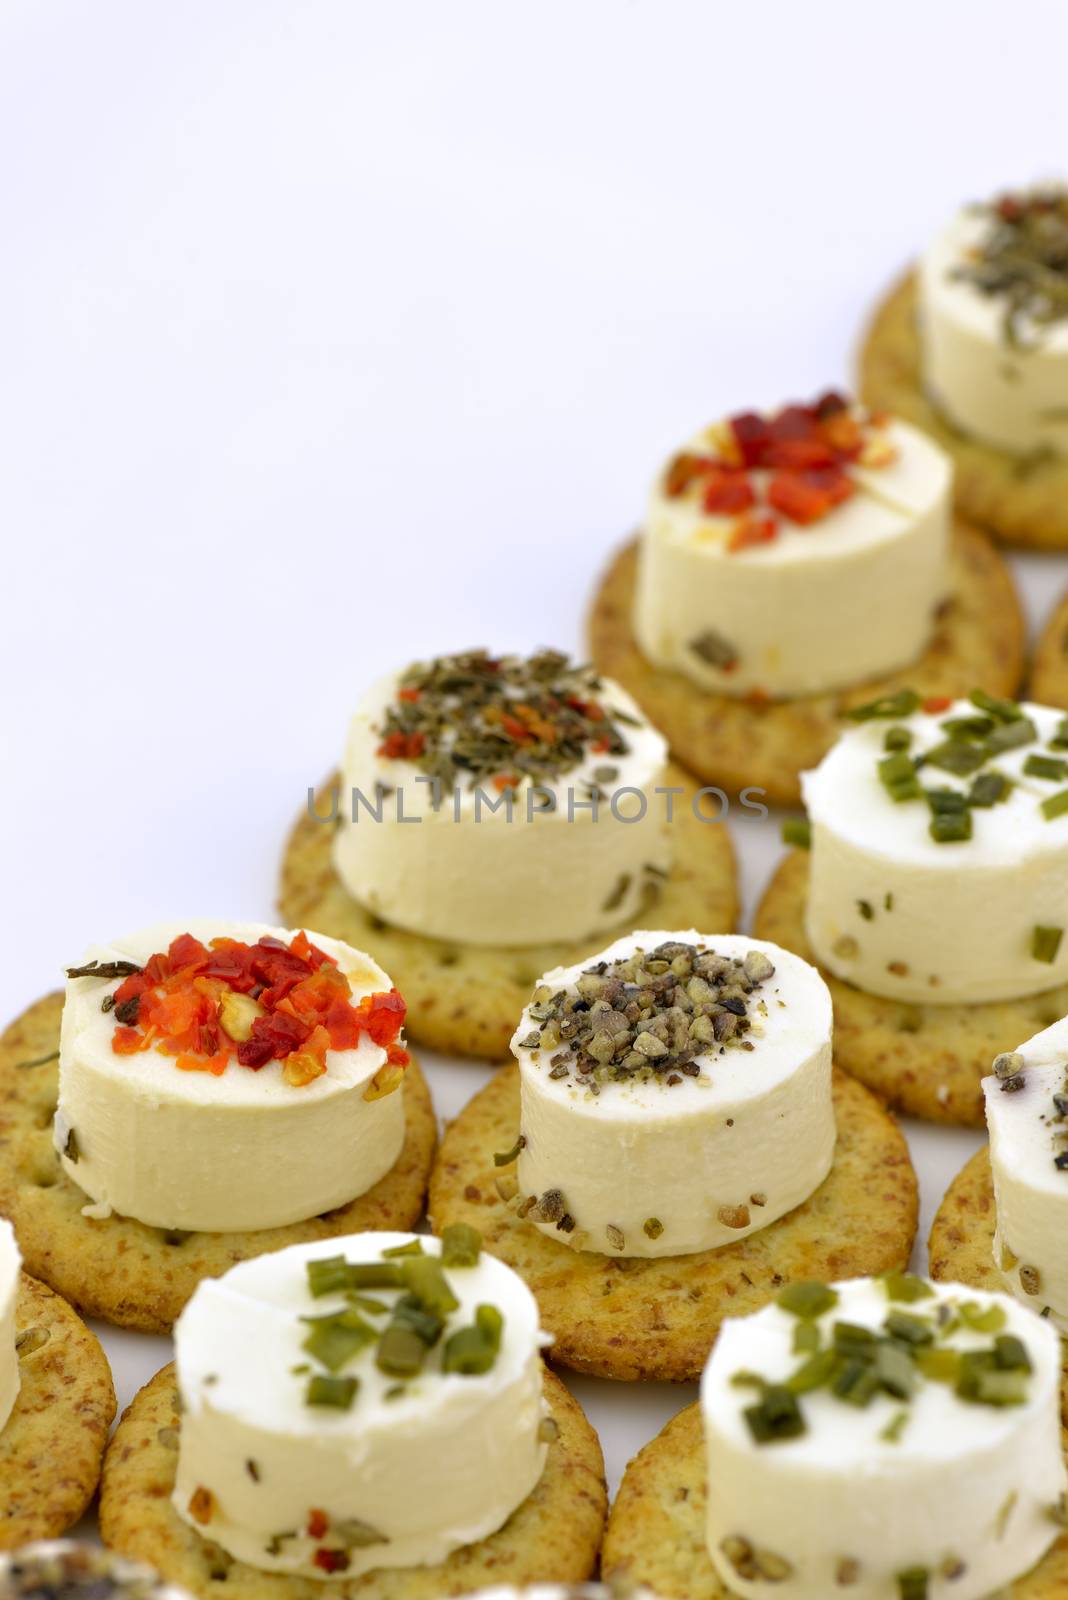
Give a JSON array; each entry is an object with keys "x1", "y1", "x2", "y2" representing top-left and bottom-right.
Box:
[
  {"x1": 1050, "y1": 716, "x2": 1068, "y2": 750},
  {"x1": 306, "y1": 1255, "x2": 355, "y2": 1298},
  {"x1": 442, "y1": 1303, "x2": 504, "y2": 1375},
  {"x1": 929, "y1": 808, "x2": 973, "y2": 843},
  {"x1": 957, "y1": 1301, "x2": 1007, "y2": 1334},
  {"x1": 400, "y1": 1256, "x2": 460, "y2": 1318},
  {"x1": 440, "y1": 1222, "x2": 482, "y2": 1267},
  {"x1": 896, "y1": 1566, "x2": 929, "y2": 1600},
  {"x1": 381, "y1": 1238, "x2": 424, "y2": 1257},
  {"x1": 884, "y1": 725, "x2": 913, "y2": 751},
  {"x1": 969, "y1": 689, "x2": 1023, "y2": 723},
  {"x1": 941, "y1": 714, "x2": 993, "y2": 740},
  {"x1": 987, "y1": 717, "x2": 1037, "y2": 754},
  {"x1": 878, "y1": 751, "x2": 922, "y2": 802},
  {"x1": 1024, "y1": 754, "x2": 1068, "y2": 781},
  {"x1": 375, "y1": 1323, "x2": 429, "y2": 1378},
  {"x1": 857, "y1": 899, "x2": 874, "y2": 921},
  {"x1": 493, "y1": 1136, "x2": 525, "y2": 1167},
  {"x1": 781, "y1": 817, "x2": 811, "y2": 849},
  {"x1": 776, "y1": 1282, "x2": 839, "y2": 1319},
  {"x1": 1041, "y1": 788, "x2": 1068, "y2": 820},
  {"x1": 881, "y1": 1271, "x2": 934, "y2": 1304},
  {"x1": 881, "y1": 1407, "x2": 910, "y2": 1443},
  {"x1": 884, "y1": 1311, "x2": 934, "y2": 1347},
  {"x1": 924, "y1": 740, "x2": 988, "y2": 777},
  {"x1": 968, "y1": 771, "x2": 1011, "y2": 807},
  {"x1": 743, "y1": 1384, "x2": 806, "y2": 1443},
  {"x1": 301, "y1": 1309, "x2": 377, "y2": 1372},
  {"x1": 1032, "y1": 926, "x2": 1064, "y2": 964},
  {"x1": 305, "y1": 1373, "x2": 359, "y2": 1410},
  {"x1": 847, "y1": 690, "x2": 921, "y2": 722}
]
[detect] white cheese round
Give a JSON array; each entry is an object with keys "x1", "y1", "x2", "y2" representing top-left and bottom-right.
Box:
[
  {"x1": 172, "y1": 1232, "x2": 549, "y2": 1580},
  {"x1": 702, "y1": 1276, "x2": 1066, "y2": 1599},
  {"x1": 918, "y1": 195, "x2": 1068, "y2": 456},
  {"x1": 333, "y1": 653, "x2": 671, "y2": 948},
  {"x1": 633, "y1": 413, "x2": 950, "y2": 698},
  {"x1": 56, "y1": 920, "x2": 406, "y2": 1232},
  {"x1": 802, "y1": 697, "x2": 1068, "y2": 1003},
  {"x1": 511, "y1": 931, "x2": 834, "y2": 1259},
  {"x1": 984, "y1": 1013, "x2": 1068, "y2": 1327},
  {"x1": 0, "y1": 1218, "x2": 21, "y2": 1435}
]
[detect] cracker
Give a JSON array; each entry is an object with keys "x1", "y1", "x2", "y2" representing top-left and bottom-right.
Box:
[
  {"x1": 427, "y1": 1062, "x2": 916, "y2": 1383},
  {"x1": 753, "y1": 850, "x2": 1068, "y2": 1127},
  {"x1": 928, "y1": 1146, "x2": 1068, "y2": 1423},
  {"x1": 279, "y1": 762, "x2": 739, "y2": 1061},
  {"x1": 859, "y1": 271, "x2": 1068, "y2": 550},
  {"x1": 0, "y1": 1271, "x2": 116, "y2": 1547},
  {"x1": 0, "y1": 993, "x2": 436, "y2": 1334},
  {"x1": 586, "y1": 527, "x2": 1024, "y2": 808},
  {"x1": 600, "y1": 1396, "x2": 1068, "y2": 1598},
  {"x1": 99, "y1": 1362, "x2": 606, "y2": 1598},
  {"x1": 1031, "y1": 588, "x2": 1068, "y2": 709}
]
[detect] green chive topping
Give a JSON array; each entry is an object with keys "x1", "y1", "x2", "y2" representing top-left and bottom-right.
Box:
[
  {"x1": 1041, "y1": 788, "x2": 1068, "y2": 820},
  {"x1": 1050, "y1": 717, "x2": 1068, "y2": 750},
  {"x1": 969, "y1": 689, "x2": 1024, "y2": 722},
  {"x1": 781, "y1": 817, "x2": 811, "y2": 850},
  {"x1": 1024, "y1": 754, "x2": 1068, "y2": 782},
  {"x1": 968, "y1": 771, "x2": 1011, "y2": 807},
  {"x1": 957, "y1": 1300, "x2": 1007, "y2": 1333},
  {"x1": 847, "y1": 690, "x2": 921, "y2": 722},
  {"x1": 776, "y1": 1282, "x2": 839, "y2": 1319},
  {"x1": 743, "y1": 1384, "x2": 805, "y2": 1443},
  {"x1": 881, "y1": 1271, "x2": 935, "y2": 1304},
  {"x1": 986, "y1": 717, "x2": 1037, "y2": 754},
  {"x1": 924, "y1": 740, "x2": 988, "y2": 777},
  {"x1": 305, "y1": 1373, "x2": 359, "y2": 1410},
  {"x1": 440, "y1": 1223, "x2": 482, "y2": 1268},
  {"x1": 399, "y1": 1256, "x2": 460, "y2": 1318},
  {"x1": 884, "y1": 726, "x2": 913, "y2": 751},
  {"x1": 493, "y1": 1136, "x2": 526, "y2": 1167},
  {"x1": 896, "y1": 1566, "x2": 929, "y2": 1600},
  {"x1": 306, "y1": 1255, "x2": 355, "y2": 1298},
  {"x1": 301, "y1": 1309, "x2": 377, "y2": 1372},
  {"x1": 878, "y1": 751, "x2": 922, "y2": 803},
  {"x1": 442, "y1": 1304, "x2": 504, "y2": 1375},
  {"x1": 381, "y1": 1238, "x2": 424, "y2": 1257},
  {"x1": 1032, "y1": 926, "x2": 1064, "y2": 964},
  {"x1": 375, "y1": 1322, "x2": 429, "y2": 1379},
  {"x1": 929, "y1": 807, "x2": 973, "y2": 844}
]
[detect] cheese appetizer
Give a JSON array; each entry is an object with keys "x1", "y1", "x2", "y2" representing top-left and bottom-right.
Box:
[
  {"x1": 0, "y1": 1544, "x2": 191, "y2": 1600},
  {"x1": 511, "y1": 931, "x2": 834, "y2": 1258},
  {"x1": 634, "y1": 396, "x2": 950, "y2": 699},
  {"x1": 429, "y1": 932, "x2": 917, "y2": 1381},
  {"x1": 334, "y1": 649, "x2": 671, "y2": 947},
  {"x1": 603, "y1": 1275, "x2": 1068, "y2": 1599},
  {"x1": 0, "y1": 931, "x2": 435, "y2": 1331},
  {"x1": 98, "y1": 1231, "x2": 607, "y2": 1594},
  {"x1": 282, "y1": 647, "x2": 739, "y2": 1058},
  {"x1": 861, "y1": 184, "x2": 1068, "y2": 549},
  {"x1": 0, "y1": 1224, "x2": 115, "y2": 1547},
  {"x1": 588, "y1": 393, "x2": 1022, "y2": 805},
  {"x1": 755, "y1": 689, "x2": 1068, "y2": 1124}
]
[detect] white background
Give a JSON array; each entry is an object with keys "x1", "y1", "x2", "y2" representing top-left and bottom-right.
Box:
[{"x1": 1, "y1": 0, "x2": 1066, "y2": 1531}]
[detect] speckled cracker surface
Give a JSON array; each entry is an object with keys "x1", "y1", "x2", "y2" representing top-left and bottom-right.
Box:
[
  {"x1": 0, "y1": 1272, "x2": 116, "y2": 1547},
  {"x1": 928, "y1": 1146, "x2": 1068, "y2": 1424},
  {"x1": 279, "y1": 761, "x2": 739, "y2": 1061},
  {"x1": 599, "y1": 1397, "x2": 1068, "y2": 1597},
  {"x1": 0, "y1": 993, "x2": 436, "y2": 1333},
  {"x1": 427, "y1": 1062, "x2": 916, "y2": 1383},
  {"x1": 754, "y1": 850, "x2": 1068, "y2": 1127},
  {"x1": 1032, "y1": 589, "x2": 1068, "y2": 710},
  {"x1": 99, "y1": 1363, "x2": 606, "y2": 1599},
  {"x1": 586, "y1": 527, "x2": 1024, "y2": 808},
  {"x1": 860, "y1": 271, "x2": 1068, "y2": 551}
]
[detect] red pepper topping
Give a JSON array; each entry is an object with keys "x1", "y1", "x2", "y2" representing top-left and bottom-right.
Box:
[
  {"x1": 376, "y1": 730, "x2": 426, "y2": 760},
  {"x1": 106, "y1": 931, "x2": 407, "y2": 1088},
  {"x1": 922, "y1": 695, "x2": 953, "y2": 713},
  {"x1": 313, "y1": 1550, "x2": 350, "y2": 1574},
  {"x1": 665, "y1": 394, "x2": 894, "y2": 552},
  {"x1": 307, "y1": 1510, "x2": 329, "y2": 1540}
]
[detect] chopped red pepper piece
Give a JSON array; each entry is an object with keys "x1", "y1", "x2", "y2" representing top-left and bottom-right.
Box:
[
  {"x1": 922, "y1": 695, "x2": 953, "y2": 713},
  {"x1": 701, "y1": 468, "x2": 755, "y2": 515}
]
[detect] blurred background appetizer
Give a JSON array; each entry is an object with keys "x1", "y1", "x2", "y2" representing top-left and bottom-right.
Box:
[
  {"x1": 0, "y1": 1222, "x2": 115, "y2": 1548},
  {"x1": 430, "y1": 931, "x2": 917, "y2": 1381},
  {"x1": 756, "y1": 691, "x2": 1068, "y2": 1124},
  {"x1": 281, "y1": 648, "x2": 738, "y2": 1058},
  {"x1": 589, "y1": 392, "x2": 1023, "y2": 805},
  {"x1": 0, "y1": 923, "x2": 435, "y2": 1331},
  {"x1": 603, "y1": 1274, "x2": 1068, "y2": 1598},
  {"x1": 98, "y1": 1230, "x2": 606, "y2": 1593},
  {"x1": 862, "y1": 183, "x2": 1068, "y2": 549}
]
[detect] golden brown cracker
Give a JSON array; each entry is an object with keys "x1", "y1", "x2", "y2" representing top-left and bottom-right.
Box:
[
  {"x1": 753, "y1": 850, "x2": 1068, "y2": 1127},
  {"x1": 99, "y1": 1363, "x2": 606, "y2": 1598},
  {"x1": 1032, "y1": 588, "x2": 1068, "y2": 710},
  {"x1": 427, "y1": 1062, "x2": 916, "y2": 1383},
  {"x1": 280, "y1": 762, "x2": 739, "y2": 1061},
  {"x1": 0, "y1": 993, "x2": 436, "y2": 1333},
  {"x1": 860, "y1": 271, "x2": 1068, "y2": 550},
  {"x1": 0, "y1": 1272, "x2": 116, "y2": 1547},
  {"x1": 587, "y1": 527, "x2": 1024, "y2": 808}
]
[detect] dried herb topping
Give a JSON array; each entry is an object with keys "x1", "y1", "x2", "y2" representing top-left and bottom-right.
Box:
[
  {"x1": 515, "y1": 939, "x2": 776, "y2": 1087},
  {"x1": 70, "y1": 931, "x2": 407, "y2": 1091},
  {"x1": 662, "y1": 392, "x2": 897, "y2": 555},
  {"x1": 955, "y1": 188, "x2": 1068, "y2": 349},
  {"x1": 375, "y1": 648, "x2": 635, "y2": 792}
]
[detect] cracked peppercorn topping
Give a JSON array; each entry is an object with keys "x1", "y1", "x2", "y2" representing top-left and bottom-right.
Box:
[
  {"x1": 514, "y1": 939, "x2": 776, "y2": 1088},
  {"x1": 374, "y1": 648, "x2": 636, "y2": 793}
]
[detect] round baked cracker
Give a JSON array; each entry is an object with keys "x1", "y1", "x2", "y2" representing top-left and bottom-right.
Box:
[
  {"x1": 99, "y1": 1361, "x2": 606, "y2": 1598},
  {"x1": 929, "y1": 1146, "x2": 1068, "y2": 1423},
  {"x1": 0, "y1": 1271, "x2": 116, "y2": 1547},
  {"x1": 279, "y1": 761, "x2": 740, "y2": 1061},
  {"x1": 1032, "y1": 588, "x2": 1068, "y2": 710},
  {"x1": 859, "y1": 270, "x2": 1068, "y2": 551},
  {"x1": 599, "y1": 1397, "x2": 1068, "y2": 1598},
  {"x1": 753, "y1": 849, "x2": 1068, "y2": 1128},
  {"x1": 427, "y1": 1062, "x2": 917, "y2": 1383},
  {"x1": 0, "y1": 992, "x2": 437, "y2": 1334},
  {"x1": 586, "y1": 526, "x2": 1024, "y2": 809}
]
